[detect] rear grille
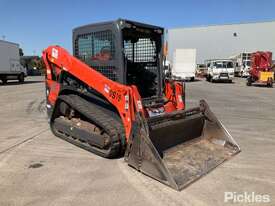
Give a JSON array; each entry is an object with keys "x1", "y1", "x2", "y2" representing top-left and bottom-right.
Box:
[
  {"x1": 220, "y1": 73, "x2": 228, "y2": 77},
  {"x1": 74, "y1": 30, "x2": 117, "y2": 81},
  {"x1": 92, "y1": 66, "x2": 117, "y2": 81},
  {"x1": 124, "y1": 38, "x2": 158, "y2": 74},
  {"x1": 124, "y1": 38, "x2": 156, "y2": 63}
]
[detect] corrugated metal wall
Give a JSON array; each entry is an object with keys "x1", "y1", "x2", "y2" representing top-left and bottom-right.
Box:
[{"x1": 168, "y1": 21, "x2": 275, "y2": 64}]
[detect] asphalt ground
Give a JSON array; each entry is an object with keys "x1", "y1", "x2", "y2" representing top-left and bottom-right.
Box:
[{"x1": 0, "y1": 76, "x2": 274, "y2": 206}]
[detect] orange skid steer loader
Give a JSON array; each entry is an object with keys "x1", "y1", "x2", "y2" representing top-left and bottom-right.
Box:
[{"x1": 43, "y1": 19, "x2": 240, "y2": 190}]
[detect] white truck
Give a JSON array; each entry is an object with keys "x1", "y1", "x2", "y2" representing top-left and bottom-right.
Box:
[
  {"x1": 0, "y1": 40, "x2": 27, "y2": 84},
  {"x1": 205, "y1": 59, "x2": 234, "y2": 83},
  {"x1": 231, "y1": 53, "x2": 251, "y2": 77},
  {"x1": 171, "y1": 49, "x2": 196, "y2": 81}
]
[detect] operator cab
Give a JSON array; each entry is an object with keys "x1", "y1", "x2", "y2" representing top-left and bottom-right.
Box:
[{"x1": 73, "y1": 19, "x2": 164, "y2": 99}]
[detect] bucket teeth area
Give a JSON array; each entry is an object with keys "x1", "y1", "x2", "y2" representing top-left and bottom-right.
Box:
[
  {"x1": 163, "y1": 138, "x2": 235, "y2": 189},
  {"x1": 125, "y1": 101, "x2": 240, "y2": 191}
]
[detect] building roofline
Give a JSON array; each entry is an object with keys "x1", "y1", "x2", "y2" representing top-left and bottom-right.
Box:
[
  {"x1": 0, "y1": 39, "x2": 19, "y2": 47},
  {"x1": 169, "y1": 19, "x2": 275, "y2": 30}
]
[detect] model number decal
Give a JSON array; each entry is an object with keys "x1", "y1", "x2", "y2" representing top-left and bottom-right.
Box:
[{"x1": 109, "y1": 90, "x2": 121, "y2": 102}]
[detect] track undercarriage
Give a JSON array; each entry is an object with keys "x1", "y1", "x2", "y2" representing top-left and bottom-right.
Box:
[{"x1": 51, "y1": 94, "x2": 125, "y2": 158}]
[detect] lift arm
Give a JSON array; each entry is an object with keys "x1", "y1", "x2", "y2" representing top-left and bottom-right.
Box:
[{"x1": 42, "y1": 45, "x2": 143, "y2": 139}]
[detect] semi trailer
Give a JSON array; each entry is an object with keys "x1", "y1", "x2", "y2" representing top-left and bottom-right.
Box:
[{"x1": 0, "y1": 40, "x2": 27, "y2": 84}]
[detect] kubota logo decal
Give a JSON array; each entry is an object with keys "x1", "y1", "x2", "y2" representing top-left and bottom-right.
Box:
[
  {"x1": 104, "y1": 84, "x2": 110, "y2": 94},
  {"x1": 52, "y1": 48, "x2": 58, "y2": 59}
]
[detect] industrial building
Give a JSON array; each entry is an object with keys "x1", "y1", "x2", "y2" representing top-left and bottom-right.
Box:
[{"x1": 168, "y1": 20, "x2": 275, "y2": 63}]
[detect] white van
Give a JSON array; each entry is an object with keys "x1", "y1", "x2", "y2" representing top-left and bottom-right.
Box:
[
  {"x1": 0, "y1": 40, "x2": 27, "y2": 84},
  {"x1": 205, "y1": 59, "x2": 234, "y2": 83}
]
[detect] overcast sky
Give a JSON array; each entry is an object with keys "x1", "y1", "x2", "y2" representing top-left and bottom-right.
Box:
[{"x1": 1, "y1": 0, "x2": 275, "y2": 55}]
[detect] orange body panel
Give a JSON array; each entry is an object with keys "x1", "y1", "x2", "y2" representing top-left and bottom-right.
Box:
[
  {"x1": 43, "y1": 46, "x2": 144, "y2": 139},
  {"x1": 164, "y1": 80, "x2": 185, "y2": 112},
  {"x1": 43, "y1": 46, "x2": 185, "y2": 141}
]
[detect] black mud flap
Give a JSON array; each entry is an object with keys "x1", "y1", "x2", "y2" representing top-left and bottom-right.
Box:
[{"x1": 125, "y1": 100, "x2": 241, "y2": 191}]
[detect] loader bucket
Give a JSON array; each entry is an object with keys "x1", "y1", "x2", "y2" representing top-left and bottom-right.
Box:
[{"x1": 125, "y1": 100, "x2": 240, "y2": 191}]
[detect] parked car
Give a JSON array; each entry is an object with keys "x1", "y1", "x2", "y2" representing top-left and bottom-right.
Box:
[{"x1": 205, "y1": 59, "x2": 234, "y2": 83}]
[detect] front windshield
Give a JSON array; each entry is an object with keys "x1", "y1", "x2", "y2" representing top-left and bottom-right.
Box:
[
  {"x1": 214, "y1": 61, "x2": 233, "y2": 68},
  {"x1": 245, "y1": 61, "x2": 251, "y2": 66}
]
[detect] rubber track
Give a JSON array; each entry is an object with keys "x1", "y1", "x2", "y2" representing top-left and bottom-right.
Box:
[{"x1": 53, "y1": 94, "x2": 125, "y2": 158}]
